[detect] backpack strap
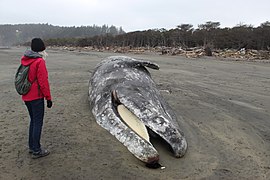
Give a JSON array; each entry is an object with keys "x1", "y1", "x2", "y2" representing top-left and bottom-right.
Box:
[{"x1": 27, "y1": 62, "x2": 40, "y2": 95}]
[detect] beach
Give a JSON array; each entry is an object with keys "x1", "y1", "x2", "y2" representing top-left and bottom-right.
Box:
[{"x1": 0, "y1": 47, "x2": 270, "y2": 179}]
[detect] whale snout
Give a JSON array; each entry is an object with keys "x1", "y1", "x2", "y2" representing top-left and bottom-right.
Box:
[
  {"x1": 147, "y1": 155, "x2": 159, "y2": 164},
  {"x1": 145, "y1": 156, "x2": 162, "y2": 169},
  {"x1": 172, "y1": 137, "x2": 188, "y2": 158}
]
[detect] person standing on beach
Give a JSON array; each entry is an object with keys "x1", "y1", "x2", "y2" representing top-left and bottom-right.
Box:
[{"x1": 21, "y1": 38, "x2": 53, "y2": 159}]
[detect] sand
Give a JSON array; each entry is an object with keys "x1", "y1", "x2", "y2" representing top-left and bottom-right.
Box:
[{"x1": 0, "y1": 47, "x2": 270, "y2": 180}]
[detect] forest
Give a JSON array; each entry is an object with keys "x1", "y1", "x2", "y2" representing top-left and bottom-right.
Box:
[
  {"x1": 44, "y1": 21, "x2": 270, "y2": 51},
  {"x1": 1, "y1": 21, "x2": 270, "y2": 51},
  {"x1": 0, "y1": 23, "x2": 125, "y2": 46}
]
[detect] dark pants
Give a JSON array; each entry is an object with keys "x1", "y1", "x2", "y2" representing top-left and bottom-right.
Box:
[{"x1": 25, "y1": 98, "x2": 44, "y2": 152}]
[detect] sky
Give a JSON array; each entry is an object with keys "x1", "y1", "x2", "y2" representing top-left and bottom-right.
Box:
[{"x1": 0, "y1": 0, "x2": 269, "y2": 32}]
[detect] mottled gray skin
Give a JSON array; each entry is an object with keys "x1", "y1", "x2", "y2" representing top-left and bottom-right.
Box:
[{"x1": 89, "y1": 56, "x2": 187, "y2": 164}]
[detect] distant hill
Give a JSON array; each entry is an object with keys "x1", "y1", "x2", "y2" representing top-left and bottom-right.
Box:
[{"x1": 0, "y1": 23, "x2": 125, "y2": 46}]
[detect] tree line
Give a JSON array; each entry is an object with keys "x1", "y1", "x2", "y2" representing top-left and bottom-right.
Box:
[
  {"x1": 0, "y1": 23, "x2": 125, "y2": 46},
  {"x1": 1, "y1": 21, "x2": 270, "y2": 50},
  {"x1": 45, "y1": 21, "x2": 270, "y2": 51}
]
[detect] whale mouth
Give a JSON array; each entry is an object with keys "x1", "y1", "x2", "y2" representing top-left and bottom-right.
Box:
[
  {"x1": 111, "y1": 90, "x2": 178, "y2": 168},
  {"x1": 111, "y1": 90, "x2": 150, "y2": 142},
  {"x1": 112, "y1": 90, "x2": 163, "y2": 168}
]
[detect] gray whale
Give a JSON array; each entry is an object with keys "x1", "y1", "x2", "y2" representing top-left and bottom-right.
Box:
[{"x1": 89, "y1": 56, "x2": 187, "y2": 165}]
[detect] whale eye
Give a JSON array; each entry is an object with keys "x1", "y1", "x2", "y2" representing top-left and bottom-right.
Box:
[{"x1": 102, "y1": 92, "x2": 109, "y2": 99}]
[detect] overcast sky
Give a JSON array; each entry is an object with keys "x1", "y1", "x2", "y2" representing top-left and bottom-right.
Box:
[{"x1": 0, "y1": 0, "x2": 269, "y2": 32}]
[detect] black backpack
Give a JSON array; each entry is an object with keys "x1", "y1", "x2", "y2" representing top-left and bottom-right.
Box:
[{"x1": 15, "y1": 64, "x2": 32, "y2": 95}]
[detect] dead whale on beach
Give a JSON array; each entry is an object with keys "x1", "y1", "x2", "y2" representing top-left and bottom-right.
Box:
[{"x1": 89, "y1": 56, "x2": 187, "y2": 167}]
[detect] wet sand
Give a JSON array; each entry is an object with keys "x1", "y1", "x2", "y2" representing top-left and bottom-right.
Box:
[{"x1": 0, "y1": 47, "x2": 270, "y2": 179}]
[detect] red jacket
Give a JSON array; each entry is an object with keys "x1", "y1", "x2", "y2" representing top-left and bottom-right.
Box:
[{"x1": 21, "y1": 50, "x2": 52, "y2": 101}]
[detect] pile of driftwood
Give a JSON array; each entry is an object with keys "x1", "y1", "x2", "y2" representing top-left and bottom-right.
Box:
[
  {"x1": 49, "y1": 46, "x2": 270, "y2": 60},
  {"x1": 213, "y1": 49, "x2": 270, "y2": 60},
  {"x1": 158, "y1": 47, "x2": 270, "y2": 60}
]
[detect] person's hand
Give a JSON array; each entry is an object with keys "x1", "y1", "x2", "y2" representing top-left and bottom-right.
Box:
[{"x1": 47, "y1": 100, "x2": 53, "y2": 108}]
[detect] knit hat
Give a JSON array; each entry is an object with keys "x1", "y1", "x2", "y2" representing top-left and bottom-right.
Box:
[{"x1": 31, "y1": 38, "x2": 46, "y2": 52}]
